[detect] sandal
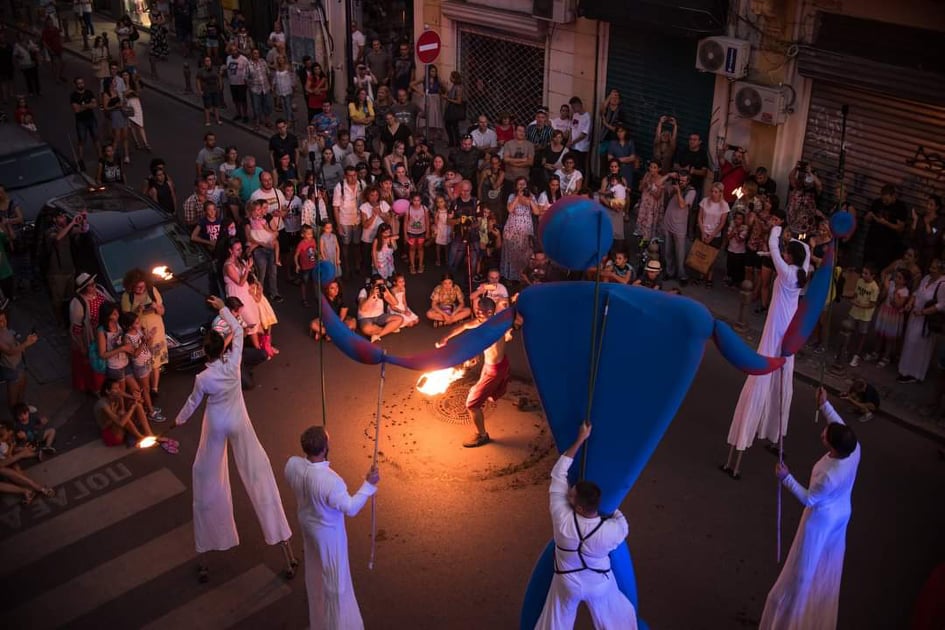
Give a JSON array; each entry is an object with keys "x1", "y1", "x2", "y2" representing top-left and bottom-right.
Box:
[
  {"x1": 418, "y1": 265, "x2": 425, "y2": 273},
  {"x1": 22, "y1": 490, "x2": 35, "y2": 505},
  {"x1": 40, "y1": 486, "x2": 55, "y2": 498}
]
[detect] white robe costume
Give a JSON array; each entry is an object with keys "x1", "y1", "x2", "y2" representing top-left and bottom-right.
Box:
[
  {"x1": 760, "y1": 401, "x2": 861, "y2": 630},
  {"x1": 175, "y1": 307, "x2": 292, "y2": 552},
  {"x1": 535, "y1": 454, "x2": 638, "y2": 630},
  {"x1": 284, "y1": 456, "x2": 376, "y2": 630},
  {"x1": 728, "y1": 227, "x2": 810, "y2": 450}
]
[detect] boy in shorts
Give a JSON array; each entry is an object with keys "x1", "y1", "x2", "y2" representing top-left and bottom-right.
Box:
[{"x1": 849, "y1": 264, "x2": 879, "y2": 367}]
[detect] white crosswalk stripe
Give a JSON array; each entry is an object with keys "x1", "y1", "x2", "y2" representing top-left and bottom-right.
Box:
[{"x1": 0, "y1": 445, "x2": 297, "y2": 628}]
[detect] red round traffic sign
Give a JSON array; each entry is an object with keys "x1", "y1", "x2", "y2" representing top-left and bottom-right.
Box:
[{"x1": 415, "y1": 30, "x2": 441, "y2": 65}]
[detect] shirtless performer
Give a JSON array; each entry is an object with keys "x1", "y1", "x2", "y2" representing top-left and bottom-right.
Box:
[{"x1": 436, "y1": 297, "x2": 509, "y2": 447}]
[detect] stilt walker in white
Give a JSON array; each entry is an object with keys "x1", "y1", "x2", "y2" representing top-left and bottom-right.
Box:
[
  {"x1": 760, "y1": 387, "x2": 860, "y2": 629},
  {"x1": 174, "y1": 296, "x2": 297, "y2": 582},
  {"x1": 285, "y1": 425, "x2": 379, "y2": 630},
  {"x1": 723, "y1": 224, "x2": 810, "y2": 478},
  {"x1": 535, "y1": 422, "x2": 638, "y2": 630}
]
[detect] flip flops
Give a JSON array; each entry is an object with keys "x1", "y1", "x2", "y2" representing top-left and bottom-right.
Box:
[{"x1": 160, "y1": 438, "x2": 180, "y2": 455}]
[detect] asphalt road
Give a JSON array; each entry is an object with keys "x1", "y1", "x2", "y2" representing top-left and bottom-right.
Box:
[{"x1": 1, "y1": 65, "x2": 943, "y2": 630}]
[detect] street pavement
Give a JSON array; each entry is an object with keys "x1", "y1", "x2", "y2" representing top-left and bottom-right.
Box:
[{"x1": 0, "y1": 16, "x2": 943, "y2": 629}]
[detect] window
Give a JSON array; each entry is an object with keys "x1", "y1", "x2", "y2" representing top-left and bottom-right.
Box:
[
  {"x1": 0, "y1": 148, "x2": 69, "y2": 190},
  {"x1": 99, "y1": 223, "x2": 210, "y2": 294}
]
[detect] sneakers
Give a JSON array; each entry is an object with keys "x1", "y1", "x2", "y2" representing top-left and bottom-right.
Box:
[
  {"x1": 149, "y1": 409, "x2": 167, "y2": 422},
  {"x1": 864, "y1": 352, "x2": 879, "y2": 362},
  {"x1": 896, "y1": 374, "x2": 918, "y2": 384},
  {"x1": 849, "y1": 355, "x2": 861, "y2": 367},
  {"x1": 462, "y1": 432, "x2": 491, "y2": 448},
  {"x1": 858, "y1": 412, "x2": 874, "y2": 423},
  {"x1": 271, "y1": 294, "x2": 285, "y2": 304}
]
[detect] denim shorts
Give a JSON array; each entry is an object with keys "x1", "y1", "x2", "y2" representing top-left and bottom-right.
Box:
[
  {"x1": 132, "y1": 361, "x2": 152, "y2": 380},
  {"x1": 106, "y1": 364, "x2": 133, "y2": 380},
  {"x1": 0, "y1": 361, "x2": 25, "y2": 383}
]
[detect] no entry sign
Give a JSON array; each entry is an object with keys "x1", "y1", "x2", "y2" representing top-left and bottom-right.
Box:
[{"x1": 416, "y1": 30, "x2": 441, "y2": 65}]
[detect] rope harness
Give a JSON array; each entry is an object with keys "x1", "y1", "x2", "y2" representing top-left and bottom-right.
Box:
[{"x1": 554, "y1": 511, "x2": 612, "y2": 576}]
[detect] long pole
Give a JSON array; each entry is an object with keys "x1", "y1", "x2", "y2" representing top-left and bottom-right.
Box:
[
  {"x1": 317, "y1": 265, "x2": 327, "y2": 427},
  {"x1": 424, "y1": 64, "x2": 430, "y2": 144},
  {"x1": 368, "y1": 361, "x2": 387, "y2": 570}
]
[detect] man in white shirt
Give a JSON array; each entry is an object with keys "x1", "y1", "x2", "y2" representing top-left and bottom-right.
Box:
[
  {"x1": 535, "y1": 422, "x2": 638, "y2": 629},
  {"x1": 350, "y1": 21, "x2": 366, "y2": 63},
  {"x1": 469, "y1": 268, "x2": 509, "y2": 312},
  {"x1": 471, "y1": 115, "x2": 498, "y2": 158},
  {"x1": 332, "y1": 166, "x2": 365, "y2": 276},
  {"x1": 225, "y1": 43, "x2": 251, "y2": 123},
  {"x1": 249, "y1": 171, "x2": 288, "y2": 217},
  {"x1": 569, "y1": 96, "x2": 592, "y2": 175},
  {"x1": 284, "y1": 426, "x2": 379, "y2": 630}
]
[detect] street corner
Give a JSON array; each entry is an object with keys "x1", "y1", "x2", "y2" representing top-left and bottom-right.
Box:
[{"x1": 361, "y1": 376, "x2": 554, "y2": 487}]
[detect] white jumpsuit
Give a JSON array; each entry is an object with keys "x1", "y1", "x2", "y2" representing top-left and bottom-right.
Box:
[
  {"x1": 535, "y1": 454, "x2": 638, "y2": 630},
  {"x1": 175, "y1": 307, "x2": 292, "y2": 552},
  {"x1": 760, "y1": 401, "x2": 861, "y2": 630},
  {"x1": 285, "y1": 456, "x2": 377, "y2": 630}
]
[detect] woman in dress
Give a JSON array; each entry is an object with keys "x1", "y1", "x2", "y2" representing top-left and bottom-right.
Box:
[
  {"x1": 443, "y1": 71, "x2": 465, "y2": 147},
  {"x1": 421, "y1": 154, "x2": 448, "y2": 208},
  {"x1": 174, "y1": 296, "x2": 295, "y2": 582},
  {"x1": 897, "y1": 258, "x2": 945, "y2": 383},
  {"x1": 501, "y1": 177, "x2": 539, "y2": 283},
  {"x1": 318, "y1": 147, "x2": 343, "y2": 194},
  {"x1": 222, "y1": 238, "x2": 261, "y2": 348},
  {"x1": 390, "y1": 272, "x2": 419, "y2": 328},
  {"x1": 120, "y1": 268, "x2": 169, "y2": 398},
  {"x1": 379, "y1": 110, "x2": 412, "y2": 158},
  {"x1": 540, "y1": 130, "x2": 569, "y2": 188},
  {"x1": 606, "y1": 123, "x2": 637, "y2": 191},
  {"x1": 785, "y1": 162, "x2": 822, "y2": 236},
  {"x1": 635, "y1": 160, "x2": 668, "y2": 243},
  {"x1": 370, "y1": 85, "x2": 393, "y2": 155},
  {"x1": 413, "y1": 64, "x2": 445, "y2": 146},
  {"x1": 122, "y1": 81, "x2": 151, "y2": 151},
  {"x1": 723, "y1": 225, "x2": 810, "y2": 478},
  {"x1": 149, "y1": 12, "x2": 170, "y2": 62}
]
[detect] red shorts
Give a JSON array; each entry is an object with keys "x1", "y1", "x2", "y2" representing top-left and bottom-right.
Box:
[
  {"x1": 466, "y1": 356, "x2": 510, "y2": 410},
  {"x1": 101, "y1": 425, "x2": 124, "y2": 446},
  {"x1": 407, "y1": 235, "x2": 425, "y2": 247}
]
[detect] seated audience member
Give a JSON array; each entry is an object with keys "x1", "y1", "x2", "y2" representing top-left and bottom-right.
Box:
[
  {"x1": 427, "y1": 272, "x2": 472, "y2": 326},
  {"x1": 93, "y1": 378, "x2": 155, "y2": 447},
  {"x1": 601, "y1": 251, "x2": 634, "y2": 285},
  {"x1": 310, "y1": 279, "x2": 357, "y2": 340},
  {"x1": 470, "y1": 268, "x2": 509, "y2": 312},
  {"x1": 357, "y1": 274, "x2": 403, "y2": 342},
  {"x1": 634, "y1": 259, "x2": 664, "y2": 290},
  {"x1": 12, "y1": 403, "x2": 56, "y2": 458},
  {"x1": 521, "y1": 251, "x2": 552, "y2": 286},
  {"x1": 839, "y1": 378, "x2": 881, "y2": 423},
  {"x1": 0, "y1": 423, "x2": 53, "y2": 504}
]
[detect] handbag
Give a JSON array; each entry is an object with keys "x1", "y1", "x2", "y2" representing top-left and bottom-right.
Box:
[
  {"x1": 88, "y1": 326, "x2": 107, "y2": 374},
  {"x1": 444, "y1": 100, "x2": 466, "y2": 123},
  {"x1": 924, "y1": 282, "x2": 945, "y2": 335},
  {"x1": 122, "y1": 105, "x2": 135, "y2": 117},
  {"x1": 685, "y1": 239, "x2": 720, "y2": 276}
]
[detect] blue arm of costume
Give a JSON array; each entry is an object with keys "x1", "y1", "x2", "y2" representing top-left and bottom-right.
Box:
[{"x1": 320, "y1": 295, "x2": 514, "y2": 370}]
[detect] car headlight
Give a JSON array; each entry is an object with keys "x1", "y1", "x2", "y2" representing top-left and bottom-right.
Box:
[{"x1": 165, "y1": 334, "x2": 181, "y2": 349}]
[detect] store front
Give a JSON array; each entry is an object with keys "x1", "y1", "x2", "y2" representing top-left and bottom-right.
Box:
[{"x1": 797, "y1": 13, "x2": 945, "y2": 211}]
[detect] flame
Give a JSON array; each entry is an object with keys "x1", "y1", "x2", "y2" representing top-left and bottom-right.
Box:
[
  {"x1": 151, "y1": 265, "x2": 173, "y2": 281},
  {"x1": 137, "y1": 436, "x2": 158, "y2": 449},
  {"x1": 416, "y1": 367, "x2": 466, "y2": 396},
  {"x1": 733, "y1": 186, "x2": 745, "y2": 200}
]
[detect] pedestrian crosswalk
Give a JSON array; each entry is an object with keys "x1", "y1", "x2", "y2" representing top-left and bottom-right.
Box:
[{"x1": 0, "y1": 442, "x2": 299, "y2": 627}]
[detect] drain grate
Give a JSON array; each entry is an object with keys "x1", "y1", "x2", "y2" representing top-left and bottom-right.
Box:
[{"x1": 427, "y1": 375, "x2": 482, "y2": 424}]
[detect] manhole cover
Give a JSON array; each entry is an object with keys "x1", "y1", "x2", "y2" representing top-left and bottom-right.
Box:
[{"x1": 426, "y1": 374, "x2": 491, "y2": 424}]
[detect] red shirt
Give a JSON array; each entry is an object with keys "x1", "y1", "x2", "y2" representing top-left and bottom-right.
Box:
[
  {"x1": 295, "y1": 238, "x2": 318, "y2": 270},
  {"x1": 719, "y1": 159, "x2": 748, "y2": 204}
]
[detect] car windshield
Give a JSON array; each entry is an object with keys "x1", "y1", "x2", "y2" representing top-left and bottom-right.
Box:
[
  {"x1": 0, "y1": 147, "x2": 68, "y2": 189},
  {"x1": 99, "y1": 222, "x2": 210, "y2": 293}
]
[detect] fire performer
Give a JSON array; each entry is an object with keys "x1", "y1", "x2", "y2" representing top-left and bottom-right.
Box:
[
  {"x1": 285, "y1": 426, "x2": 379, "y2": 630},
  {"x1": 536, "y1": 421, "x2": 638, "y2": 629},
  {"x1": 174, "y1": 296, "x2": 296, "y2": 582},
  {"x1": 436, "y1": 297, "x2": 509, "y2": 447}
]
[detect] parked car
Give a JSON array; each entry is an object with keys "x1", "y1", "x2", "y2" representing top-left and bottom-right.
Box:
[
  {"x1": 0, "y1": 124, "x2": 91, "y2": 227},
  {"x1": 35, "y1": 188, "x2": 223, "y2": 369}
]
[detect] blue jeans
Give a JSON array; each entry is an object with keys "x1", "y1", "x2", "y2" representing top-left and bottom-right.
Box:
[
  {"x1": 82, "y1": 12, "x2": 93, "y2": 35},
  {"x1": 448, "y1": 240, "x2": 478, "y2": 282},
  {"x1": 250, "y1": 91, "x2": 272, "y2": 121},
  {"x1": 277, "y1": 94, "x2": 293, "y2": 121},
  {"x1": 252, "y1": 246, "x2": 280, "y2": 298}
]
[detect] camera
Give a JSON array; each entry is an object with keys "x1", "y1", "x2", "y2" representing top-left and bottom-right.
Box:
[
  {"x1": 375, "y1": 283, "x2": 386, "y2": 295},
  {"x1": 308, "y1": 150, "x2": 317, "y2": 162},
  {"x1": 797, "y1": 160, "x2": 809, "y2": 171},
  {"x1": 522, "y1": 189, "x2": 531, "y2": 197}
]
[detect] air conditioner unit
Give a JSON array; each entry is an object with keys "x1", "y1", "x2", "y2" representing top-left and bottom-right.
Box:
[
  {"x1": 533, "y1": 0, "x2": 575, "y2": 23},
  {"x1": 732, "y1": 81, "x2": 786, "y2": 125},
  {"x1": 695, "y1": 36, "x2": 750, "y2": 79}
]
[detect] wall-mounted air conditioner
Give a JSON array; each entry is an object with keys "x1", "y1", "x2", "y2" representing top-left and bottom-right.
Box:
[{"x1": 695, "y1": 36, "x2": 750, "y2": 79}]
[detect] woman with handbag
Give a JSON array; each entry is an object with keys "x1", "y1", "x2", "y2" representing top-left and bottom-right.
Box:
[
  {"x1": 897, "y1": 258, "x2": 945, "y2": 383},
  {"x1": 695, "y1": 182, "x2": 730, "y2": 288},
  {"x1": 101, "y1": 77, "x2": 131, "y2": 164},
  {"x1": 443, "y1": 71, "x2": 465, "y2": 148}
]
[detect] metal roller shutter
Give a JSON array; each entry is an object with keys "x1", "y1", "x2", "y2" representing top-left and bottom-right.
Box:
[
  {"x1": 801, "y1": 82, "x2": 945, "y2": 213},
  {"x1": 605, "y1": 29, "x2": 716, "y2": 167}
]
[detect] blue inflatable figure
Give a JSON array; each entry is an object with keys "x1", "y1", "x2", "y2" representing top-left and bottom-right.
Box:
[{"x1": 316, "y1": 199, "x2": 849, "y2": 629}]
